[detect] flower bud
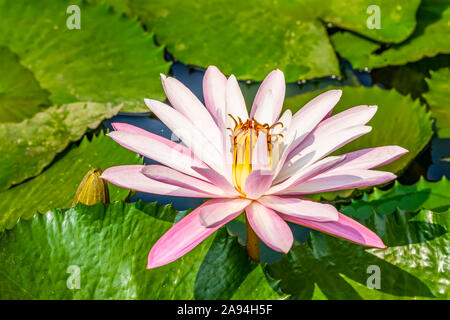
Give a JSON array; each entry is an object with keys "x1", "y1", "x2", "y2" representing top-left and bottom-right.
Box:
[{"x1": 72, "y1": 168, "x2": 110, "y2": 206}]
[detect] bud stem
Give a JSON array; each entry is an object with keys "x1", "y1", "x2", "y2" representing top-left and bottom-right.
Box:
[{"x1": 246, "y1": 219, "x2": 260, "y2": 262}]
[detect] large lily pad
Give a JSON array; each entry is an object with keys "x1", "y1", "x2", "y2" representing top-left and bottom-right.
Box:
[
  {"x1": 283, "y1": 86, "x2": 433, "y2": 174},
  {"x1": 194, "y1": 228, "x2": 288, "y2": 300},
  {"x1": 322, "y1": 0, "x2": 420, "y2": 43},
  {"x1": 126, "y1": 0, "x2": 419, "y2": 81},
  {"x1": 0, "y1": 132, "x2": 142, "y2": 231},
  {"x1": 129, "y1": 0, "x2": 340, "y2": 82},
  {"x1": 340, "y1": 178, "x2": 450, "y2": 219},
  {"x1": 0, "y1": 0, "x2": 170, "y2": 112},
  {"x1": 0, "y1": 46, "x2": 50, "y2": 123},
  {"x1": 0, "y1": 201, "x2": 285, "y2": 299},
  {"x1": 269, "y1": 208, "x2": 449, "y2": 299},
  {"x1": 0, "y1": 102, "x2": 121, "y2": 191},
  {"x1": 424, "y1": 68, "x2": 450, "y2": 138},
  {"x1": 331, "y1": 0, "x2": 450, "y2": 70}
]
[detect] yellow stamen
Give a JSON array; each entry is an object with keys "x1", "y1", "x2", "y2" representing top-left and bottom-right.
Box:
[{"x1": 230, "y1": 115, "x2": 282, "y2": 196}]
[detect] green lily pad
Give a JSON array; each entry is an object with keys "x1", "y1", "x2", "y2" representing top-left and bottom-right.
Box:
[
  {"x1": 424, "y1": 68, "x2": 450, "y2": 138},
  {"x1": 0, "y1": 0, "x2": 170, "y2": 112},
  {"x1": 0, "y1": 102, "x2": 121, "y2": 191},
  {"x1": 370, "y1": 54, "x2": 450, "y2": 100},
  {"x1": 322, "y1": 0, "x2": 420, "y2": 43},
  {"x1": 340, "y1": 178, "x2": 450, "y2": 219},
  {"x1": 129, "y1": 0, "x2": 339, "y2": 81},
  {"x1": 0, "y1": 132, "x2": 142, "y2": 231},
  {"x1": 283, "y1": 86, "x2": 433, "y2": 174},
  {"x1": 126, "y1": 0, "x2": 420, "y2": 81},
  {"x1": 0, "y1": 201, "x2": 285, "y2": 299},
  {"x1": 269, "y1": 208, "x2": 449, "y2": 299},
  {"x1": 194, "y1": 228, "x2": 288, "y2": 300},
  {"x1": 331, "y1": 0, "x2": 450, "y2": 70},
  {"x1": 0, "y1": 46, "x2": 51, "y2": 123}
]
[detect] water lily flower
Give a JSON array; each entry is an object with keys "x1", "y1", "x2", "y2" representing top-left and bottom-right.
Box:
[{"x1": 102, "y1": 66, "x2": 408, "y2": 269}]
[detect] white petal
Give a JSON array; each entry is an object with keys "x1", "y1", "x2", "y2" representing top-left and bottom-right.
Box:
[
  {"x1": 226, "y1": 75, "x2": 248, "y2": 128},
  {"x1": 251, "y1": 69, "x2": 285, "y2": 125},
  {"x1": 145, "y1": 99, "x2": 225, "y2": 175},
  {"x1": 258, "y1": 196, "x2": 338, "y2": 222}
]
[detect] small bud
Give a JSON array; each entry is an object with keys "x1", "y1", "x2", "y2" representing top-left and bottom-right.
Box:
[{"x1": 72, "y1": 168, "x2": 110, "y2": 206}]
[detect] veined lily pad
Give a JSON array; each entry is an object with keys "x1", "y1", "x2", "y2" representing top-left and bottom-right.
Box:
[
  {"x1": 0, "y1": 132, "x2": 142, "y2": 231},
  {"x1": 0, "y1": 201, "x2": 286, "y2": 299},
  {"x1": 0, "y1": 0, "x2": 170, "y2": 112},
  {"x1": 0, "y1": 102, "x2": 121, "y2": 191},
  {"x1": 340, "y1": 178, "x2": 450, "y2": 219},
  {"x1": 269, "y1": 208, "x2": 449, "y2": 299},
  {"x1": 283, "y1": 86, "x2": 433, "y2": 174},
  {"x1": 0, "y1": 46, "x2": 50, "y2": 123},
  {"x1": 331, "y1": 0, "x2": 450, "y2": 70},
  {"x1": 424, "y1": 68, "x2": 450, "y2": 138},
  {"x1": 126, "y1": 0, "x2": 418, "y2": 82}
]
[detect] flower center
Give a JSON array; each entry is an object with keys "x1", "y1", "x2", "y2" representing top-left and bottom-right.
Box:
[{"x1": 229, "y1": 115, "x2": 282, "y2": 195}]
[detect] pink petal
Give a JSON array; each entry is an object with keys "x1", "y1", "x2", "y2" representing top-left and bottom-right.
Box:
[
  {"x1": 107, "y1": 130, "x2": 206, "y2": 179},
  {"x1": 203, "y1": 65, "x2": 227, "y2": 125},
  {"x1": 245, "y1": 201, "x2": 293, "y2": 253},
  {"x1": 141, "y1": 165, "x2": 227, "y2": 197},
  {"x1": 258, "y1": 196, "x2": 338, "y2": 222},
  {"x1": 288, "y1": 90, "x2": 342, "y2": 152},
  {"x1": 318, "y1": 105, "x2": 377, "y2": 135},
  {"x1": 198, "y1": 198, "x2": 251, "y2": 227},
  {"x1": 147, "y1": 199, "x2": 243, "y2": 268},
  {"x1": 226, "y1": 75, "x2": 248, "y2": 127},
  {"x1": 111, "y1": 122, "x2": 203, "y2": 166},
  {"x1": 271, "y1": 128, "x2": 296, "y2": 178},
  {"x1": 269, "y1": 155, "x2": 346, "y2": 194},
  {"x1": 271, "y1": 109, "x2": 292, "y2": 135},
  {"x1": 101, "y1": 165, "x2": 212, "y2": 198},
  {"x1": 145, "y1": 99, "x2": 225, "y2": 175},
  {"x1": 280, "y1": 212, "x2": 386, "y2": 248},
  {"x1": 330, "y1": 146, "x2": 409, "y2": 171},
  {"x1": 252, "y1": 131, "x2": 271, "y2": 171},
  {"x1": 278, "y1": 125, "x2": 372, "y2": 181},
  {"x1": 282, "y1": 169, "x2": 396, "y2": 195},
  {"x1": 251, "y1": 69, "x2": 285, "y2": 125},
  {"x1": 192, "y1": 166, "x2": 239, "y2": 197},
  {"x1": 161, "y1": 74, "x2": 222, "y2": 148},
  {"x1": 244, "y1": 170, "x2": 274, "y2": 199}
]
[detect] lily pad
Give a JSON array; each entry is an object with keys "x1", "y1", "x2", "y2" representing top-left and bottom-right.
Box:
[
  {"x1": 340, "y1": 177, "x2": 450, "y2": 219},
  {"x1": 0, "y1": 132, "x2": 142, "y2": 231},
  {"x1": 322, "y1": 0, "x2": 420, "y2": 43},
  {"x1": 194, "y1": 228, "x2": 288, "y2": 300},
  {"x1": 0, "y1": 102, "x2": 121, "y2": 191},
  {"x1": 424, "y1": 68, "x2": 450, "y2": 138},
  {"x1": 268, "y1": 208, "x2": 449, "y2": 299},
  {"x1": 0, "y1": 0, "x2": 170, "y2": 112},
  {"x1": 283, "y1": 86, "x2": 433, "y2": 174},
  {"x1": 126, "y1": 0, "x2": 420, "y2": 81},
  {"x1": 331, "y1": 0, "x2": 450, "y2": 70},
  {"x1": 129, "y1": 0, "x2": 339, "y2": 81},
  {"x1": 0, "y1": 46, "x2": 51, "y2": 123},
  {"x1": 0, "y1": 201, "x2": 285, "y2": 299}
]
